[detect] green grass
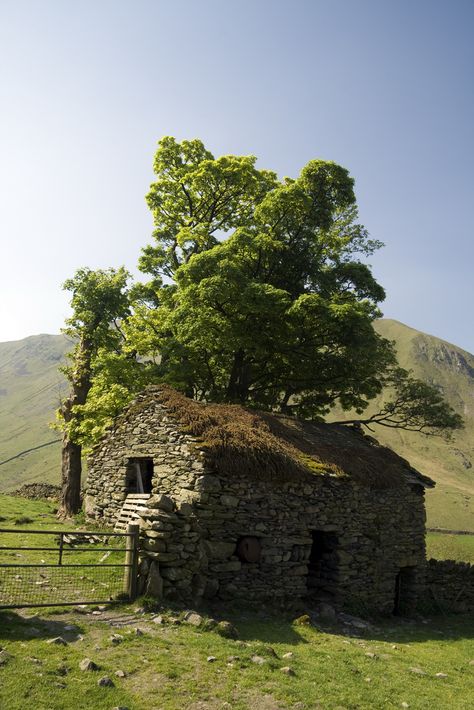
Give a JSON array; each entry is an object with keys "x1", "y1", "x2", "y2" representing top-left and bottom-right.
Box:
[
  {"x1": 0, "y1": 605, "x2": 473, "y2": 709},
  {"x1": 426, "y1": 532, "x2": 474, "y2": 563},
  {"x1": 0, "y1": 334, "x2": 70, "y2": 491}
]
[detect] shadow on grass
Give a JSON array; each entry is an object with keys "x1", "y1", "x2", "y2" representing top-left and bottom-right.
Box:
[
  {"x1": 231, "y1": 617, "x2": 309, "y2": 645},
  {"x1": 289, "y1": 611, "x2": 474, "y2": 645},
  {"x1": 365, "y1": 613, "x2": 474, "y2": 644},
  {"x1": 205, "y1": 601, "x2": 474, "y2": 646},
  {"x1": 0, "y1": 610, "x2": 84, "y2": 642}
]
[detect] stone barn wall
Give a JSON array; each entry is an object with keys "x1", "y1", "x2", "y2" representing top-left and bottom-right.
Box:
[
  {"x1": 86, "y1": 391, "x2": 429, "y2": 614},
  {"x1": 85, "y1": 394, "x2": 210, "y2": 526},
  {"x1": 134, "y1": 467, "x2": 427, "y2": 614}
]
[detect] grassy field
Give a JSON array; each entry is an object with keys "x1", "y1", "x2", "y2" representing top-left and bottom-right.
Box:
[
  {"x1": 1, "y1": 494, "x2": 473, "y2": 709},
  {"x1": 0, "y1": 334, "x2": 69, "y2": 491},
  {"x1": 1, "y1": 602, "x2": 473, "y2": 709},
  {"x1": 426, "y1": 532, "x2": 474, "y2": 563}
]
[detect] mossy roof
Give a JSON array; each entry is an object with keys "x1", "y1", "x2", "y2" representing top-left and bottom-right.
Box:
[{"x1": 122, "y1": 385, "x2": 435, "y2": 491}]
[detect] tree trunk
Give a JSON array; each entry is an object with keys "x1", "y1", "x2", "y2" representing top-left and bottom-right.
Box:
[
  {"x1": 226, "y1": 350, "x2": 251, "y2": 402},
  {"x1": 60, "y1": 433, "x2": 82, "y2": 516},
  {"x1": 58, "y1": 334, "x2": 94, "y2": 518}
]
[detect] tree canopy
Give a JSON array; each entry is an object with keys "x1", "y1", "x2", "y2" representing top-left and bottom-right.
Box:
[
  {"x1": 56, "y1": 267, "x2": 133, "y2": 515},
  {"x1": 61, "y1": 137, "x2": 463, "y2": 457},
  {"x1": 127, "y1": 137, "x2": 394, "y2": 417}
]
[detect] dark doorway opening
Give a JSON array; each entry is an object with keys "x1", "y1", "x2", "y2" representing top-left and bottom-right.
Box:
[
  {"x1": 307, "y1": 530, "x2": 339, "y2": 598},
  {"x1": 393, "y1": 566, "x2": 417, "y2": 615},
  {"x1": 125, "y1": 458, "x2": 154, "y2": 494}
]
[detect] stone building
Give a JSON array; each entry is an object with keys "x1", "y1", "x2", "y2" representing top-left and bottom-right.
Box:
[{"x1": 85, "y1": 385, "x2": 435, "y2": 614}]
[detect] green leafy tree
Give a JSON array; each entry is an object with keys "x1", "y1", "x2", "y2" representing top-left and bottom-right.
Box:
[
  {"x1": 126, "y1": 138, "x2": 394, "y2": 418},
  {"x1": 57, "y1": 267, "x2": 131, "y2": 516},
  {"x1": 70, "y1": 137, "x2": 462, "y2": 453},
  {"x1": 72, "y1": 349, "x2": 159, "y2": 448}
]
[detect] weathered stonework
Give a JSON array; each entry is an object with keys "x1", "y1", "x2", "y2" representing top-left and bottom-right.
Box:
[
  {"x1": 86, "y1": 387, "x2": 433, "y2": 615},
  {"x1": 426, "y1": 559, "x2": 474, "y2": 613}
]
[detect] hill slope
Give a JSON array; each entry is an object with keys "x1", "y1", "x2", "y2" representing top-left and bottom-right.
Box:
[
  {"x1": 366, "y1": 320, "x2": 474, "y2": 529},
  {"x1": 0, "y1": 324, "x2": 473, "y2": 530},
  {"x1": 0, "y1": 334, "x2": 70, "y2": 490}
]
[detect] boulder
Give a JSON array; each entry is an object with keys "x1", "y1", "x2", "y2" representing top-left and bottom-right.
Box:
[
  {"x1": 79, "y1": 658, "x2": 99, "y2": 672},
  {"x1": 215, "y1": 621, "x2": 239, "y2": 639}
]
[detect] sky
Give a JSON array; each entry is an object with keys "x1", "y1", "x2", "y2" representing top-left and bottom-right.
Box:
[{"x1": 0, "y1": 0, "x2": 473, "y2": 352}]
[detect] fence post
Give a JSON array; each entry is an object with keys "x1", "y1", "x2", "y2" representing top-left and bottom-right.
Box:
[
  {"x1": 58, "y1": 532, "x2": 64, "y2": 566},
  {"x1": 123, "y1": 523, "x2": 140, "y2": 600}
]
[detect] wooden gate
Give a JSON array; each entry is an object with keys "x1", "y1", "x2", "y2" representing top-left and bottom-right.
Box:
[{"x1": 0, "y1": 524, "x2": 139, "y2": 609}]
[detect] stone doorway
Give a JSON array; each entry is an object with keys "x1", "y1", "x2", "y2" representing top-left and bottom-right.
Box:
[
  {"x1": 393, "y1": 566, "x2": 417, "y2": 615},
  {"x1": 307, "y1": 530, "x2": 339, "y2": 599}
]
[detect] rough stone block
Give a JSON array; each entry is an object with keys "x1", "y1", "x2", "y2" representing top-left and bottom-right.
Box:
[
  {"x1": 203, "y1": 540, "x2": 236, "y2": 560},
  {"x1": 210, "y1": 560, "x2": 241, "y2": 573},
  {"x1": 148, "y1": 494, "x2": 175, "y2": 513},
  {"x1": 220, "y1": 495, "x2": 239, "y2": 507},
  {"x1": 143, "y1": 538, "x2": 167, "y2": 553},
  {"x1": 146, "y1": 562, "x2": 163, "y2": 599},
  {"x1": 195, "y1": 475, "x2": 221, "y2": 493}
]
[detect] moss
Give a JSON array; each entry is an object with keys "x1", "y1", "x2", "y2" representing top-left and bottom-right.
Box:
[
  {"x1": 297, "y1": 453, "x2": 345, "y2": 477},
  {"x1": 127, "y1": 384, "x2": 426, "y2": 489}
]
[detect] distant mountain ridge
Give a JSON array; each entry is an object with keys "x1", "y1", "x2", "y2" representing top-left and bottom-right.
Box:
[{"x1": 0, "y1": 323, "x2": 473, "y2": 529}]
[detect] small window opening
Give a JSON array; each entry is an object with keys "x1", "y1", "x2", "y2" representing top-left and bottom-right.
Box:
[
  {"x1": 126, "y1": 457, "x2": 153, "y2": 494},
  {"x1": 394, "y1": 566, "x2": 417, "y2": 615},
  {"x1": 307, "y1": 530, "x2": 339, "y2": 597}
]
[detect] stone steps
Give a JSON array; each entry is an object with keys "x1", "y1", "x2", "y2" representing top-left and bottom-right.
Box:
[{"x1": 115, "y1": 494, "x2": 151, "y2": 532}]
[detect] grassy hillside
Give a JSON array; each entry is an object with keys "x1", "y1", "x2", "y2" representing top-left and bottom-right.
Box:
[
  {"x1": 0, "y1": 334, "x2": 70, "y2": 491},
  {"x1": 2, "y1": 603, "x2": 473, "y2": 710},
  {"x1": 352, "y1": 320, "x2": 474, "y2": 530},
  {"x1": 0, "y1": 323, "x2": 473, "y2": 530}
]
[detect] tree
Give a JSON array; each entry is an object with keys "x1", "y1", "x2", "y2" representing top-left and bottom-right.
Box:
[
  {"x1": 331, "y1": 366, "x2": 463, "y2": 437},
  {"x1": 69, "y1": 137, "x2": 461, "y2": 453},
  {"x1": 125, "y1": 137, "x2": 394, "y2": 417},
  {"x1": 57, "y1": 267, "x2": 130, "y2": 516}
]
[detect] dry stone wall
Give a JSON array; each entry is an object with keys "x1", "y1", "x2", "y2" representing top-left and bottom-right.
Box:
[
  {"x1": 86, "y1": 391, "x2": 429, "y2": 614},
  {"x1": 137, "y1": 470, "x2": 427, "y2": 613},
  {"x1": 426, "y1": 559, "x2": 474, "y2": 613}
]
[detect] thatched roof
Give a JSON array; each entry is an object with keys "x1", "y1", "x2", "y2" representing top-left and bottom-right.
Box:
[{"x1": 132, "y1": 385, "x2": 434, "y2": 490}]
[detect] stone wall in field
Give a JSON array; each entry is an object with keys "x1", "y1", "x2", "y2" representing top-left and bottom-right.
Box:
[
  {"x1": 86, "y1": 390, "x2": 429, "y2": 614},
  {"x1": 426, "y1": 559, "x2": 474, "y2": 613}
]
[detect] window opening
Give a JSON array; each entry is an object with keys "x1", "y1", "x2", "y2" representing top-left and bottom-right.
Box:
[
  {"x1": 236, "y1": 536, "x2": 261, "y2": 563},
  {"x1": 125, "y1": 458, "x2": 153, "y2": 494}
]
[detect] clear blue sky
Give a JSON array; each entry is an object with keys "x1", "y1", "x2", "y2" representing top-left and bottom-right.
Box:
[{"x1": 1, "y1": 0, "x2": 473, "y2": 352}]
